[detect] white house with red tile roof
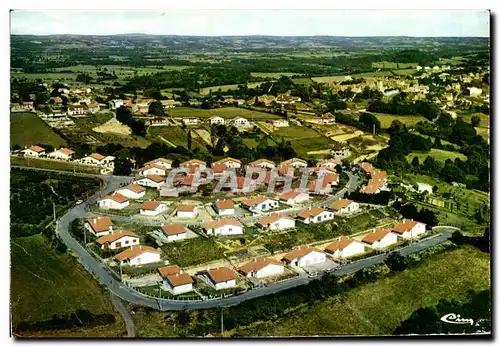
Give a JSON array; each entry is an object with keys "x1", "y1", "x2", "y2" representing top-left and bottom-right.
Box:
[
  {"x1": 138, "y1": 164, "x2": 167, "y2": 176},
  {"x1": 179, "y1": 159, "x2": 207, "y2": 170},
  {"x1": 231, "y1": 116, "x2": 251, "y2": 127},
  {"x1": 212, "y1": 157, "x2": 242, "y2": 169},
  {"x1": 134, "y1": 175, "x2": 165, "y2": 189},
  {"x1": 316, "y1": 158, "x2": 339, "y2": 169},
  {"x1": 160, "y1": 224, "x2": 187, "y2": 242},
  {"x1": 47, "y1": 147, "x2": 74, "y2": 160},
  {"x1": 23, "y1": 145, "x2": 46, "y2": 157},
  {"x1": 114, "y1": 245, "x2": 161, "y2": 266},
  {"x1": 176, "y1": 204, "x2": 198, "y2": 218},
  {"x1": 139, "y1": 201, "x2": 167, "y2": 216},
  {"x1": 391, "y1": 220, "x2": 427, "y2": 239},
  {"x1": 328, "y1": 199, "x2": 360, "y2": 215},
  {"x1": 204, "y1": 267, "x2": 237, "y2": 290},
  {"x1": 362, "y1": 228, "x2": 399, "y2": 249},
  {"x1": 281, "y1": 157, "x2": 307, "y2": 168},
  {"x1": 144, "y1": 158, "x2": 172, "y2": 169},
  {"x1": 96, "y1": 230, "x2": 140, "y2": 250},
  {"x1": 78, "y1": 153, "x2": 115, "y2": 167},
  {"x1": 282, "y1": 247, "x2": 326, "y2": 267},
  {"x1": 213, "y1": 199, "x2": 235, "y2": 216},
  {"x1": 324, "y1": 237, "x2": 365, "y2": 259},
  {"x1": 297, "y1": 207, "x2": 334, "y2": 224},
  {"x1": 163, "y1": 272, "x2": 194, "y2": 295},
  {"x1": 203, "y1": 219, "x2": 243, "y2": 236},
  {"x1": 256, "y1": 213, "x2": 295, "y2": 231},
  {"x1": 208, "y1": 116, "x2": 225, "y2": 125},
  {"x1": 84, "y1": 216, "x2": 114, "y2": 237},
  {"x1": 241, "y1": 195, "x2": 279, "y2": 213},
  {"x1": 238, "y1": 258, "x2": 285, "y2": 279},
  {"x1": 98, "y1": 193, "x2": 130, "y2": 210},
  {"x1": 247, "y1": 158, "x2": 276, "y2": 170},
  {"x1": 279, "y1": 191, "x2": 310, "y2": 206},
  {"x1": 116, "y1": 184, "x2": 146, "y2": 199}
]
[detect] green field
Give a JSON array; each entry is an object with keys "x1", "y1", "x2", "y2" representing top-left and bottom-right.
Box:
[
  {"x1": 169, "y1": 107, "x2": 281, "y2": 120},
  {"x1": 250, "y1": 72, "x2": 299, "y2": 78},
  {"x1": 11, "y1": 234, "x2": 124, "y2": 336},
  {"x1": 406, "y1": 149, "x2": 467, "y2": 164},
  {"x1": 234, "y1": 245, "x2": 490, "y2": 336},
  {"x1": 273, "y1": 125, "x2": 333, "y2": 156},
  {"x1": 372, "y1": 61, "x2": 417, "y2": 69},
  {"x1": 160, "y1": 238, "x2": 225, "y2": 267},
  {"x1": 10, "y1": 112, "x2": 67, "y2": 148},
  {"x1": 199, "y1": 82, "x2": 263, "y2": 95},
  {"x1": 370, "y1": 113, "x2": 428, "y2": 128},
  {"x1": 148, "y1": 126, "x2": 207, "y2": 149},
  {"x1": 292, "y1": 77, "x2": 314, "y2": 85},
  {"x1": 312, "y1": 69, "x2": 416, "y2": 84},
  {"x1": 11, "y1": 156, "x2": 100, "y2": 174}
]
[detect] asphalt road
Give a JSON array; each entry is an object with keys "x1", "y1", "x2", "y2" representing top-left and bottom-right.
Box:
[
  {"x1": 110, "y1": 293, "x2": 136, "y2": 337},
  {"x1": 50, "y1": 168, "x2": 455, "y2": 311}
]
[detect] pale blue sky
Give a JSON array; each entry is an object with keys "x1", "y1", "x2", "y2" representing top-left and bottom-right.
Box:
[{"x1": 10, "y1": 10, "x2": 490, "y2": 37}]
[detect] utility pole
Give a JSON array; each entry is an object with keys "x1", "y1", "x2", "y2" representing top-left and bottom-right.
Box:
[
  {"x1": 119, "y1": 261, "x2": 123, "y2": 281},
  {"x1": 373, "y1": 123, "x2": 376, "y2": 136},
  {"x1": 52, "y1": 201, "x2": 56, "y2": 222},
  {"x1": 83, "y1": 226, "x2": 87, "y2": 246},
  {"x1": 220, "y1": 307, "x2": 224, "y2": 337}
]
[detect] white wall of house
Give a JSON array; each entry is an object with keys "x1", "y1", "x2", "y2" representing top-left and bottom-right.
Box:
[
  {"x1": 267, "y1": 218, "x2": 295, "y2": 231},
  {"x1": 135, "y1": 178, "x2": 165, "y2": 189},
  {"x1": 98, "y1": 199, "x2": 129, "y2": 210},
  {"x1": 140, "y1": 167, "x2": 167, "y2": 176},
  {"x1": 209, "y1": 278, "x2": 236, "y2": 290},
  {"x1": 282, "y1": 194, "x2": 309, "y2": 206},
  {"x1": 369, "y1": 233, "x2": 398, "y2": 249},
  {"x1": 165, "y1": 233, "x2": 187, "y2": 242},
  {"x1": 223, "y1": 161, "x2": 241, "y2": 169},
  {"x1": 129, "y1": 251, "x2": 161, "y2": 266},
  {"x1": 177, "y1": 209, "x2": 197, "y2": 218},
  {"x1": 23, "y1": 149, "x2": 44, "y2": 157},
  {"x1": 334, "y1": 202, "x2": 360, "y2": 215},
  {"x1": 115, "y1": 189, "x2": 145, "y2": 200},
  {"x1": 215, "y1": 207, "x2": 235, "y2": 216},
  {"x1": 84, "y1": 223, "x2": 113, "y2": 237},
  {"x1": 103, "y1": 236, "x2": 139, "y2": 250},
  {"x1": 400, "y1": 223, "x2": 427, "y2": 239},
  {"x1": 206, "y1": 224, "x2": 243, "y2": 236},
  {"x1": 209, "y1": 117, "x2": 225, "y2": 125},
  {"x1": 295, "y1": 251, "x2": 326, "y2": 267},
  {"x1": 80, "y1": 157, "x2": 102, "y2": 165},
  {"x1": 254, "y1": 264, "x2": 285, "y2": 278},
  {"x1": 140, "y1": 204, "x2": 167, "y2": 216},
  {"x1": 47, "y1": 151, "x2": 72, "y2": 160},
  {"x1": 331, "y1": 242, "x2": 365, "y2": 259},
  {"x1": 301, "y1": 211, "x2": 334, "y2": 224},
  {"x1": 166, "y1": 282, "x2": 193, "y2": 295},
  {"x1": 251, "y1": 199, "x2": 278, "y2": 212},
  {"x1": 150, "y1": 161, "x2": 172, "y2": 169}
]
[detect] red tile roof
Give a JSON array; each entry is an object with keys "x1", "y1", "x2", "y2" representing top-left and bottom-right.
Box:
[
  {"x1": 325, "y1": 237, "x2": 356, "y2": 253},
  {"x1": 362, "y1": 228, "x2": 393, "y2": 244},
  {"x1": 392, "y1": 220, "x2": 420, "y2": 234},
  {"x1": 145, "y1": 174, "x2": 165, "y2": 183},
  {"x1": 86, "y1": 216, "x2": 113, "y2": 233},
  {"x1": 96, "y1": 230, "x2": 138, "y2": 245},
  {"x1": 215, "y1": 199, "x2": 234, "y2": 210},
  {"x1": 114, "y1": 245, "x2": 160, "y2": 261},
  {"x1": 238, "y1": 258, "x2": 283, "y2": 275},
  {"x1": 103, "y1": 193, "x2": 129, "y2": 204},
  {"x1": 28, "y1": 145, "x2": 45, "y2": 153},
  {"x1": 120, "y1": 184, "x2": 146, "y2": 194},
  {"x1": 140, "y1": 201, "x2": 162, "y2": 211},
  {"x1": 158, "y1": 265, "x2": 181, "y2": 277},
  {"x1": 90, "y1": 153, "x2": 105, "y2": 161},
  {"x1": 166, "y1": 272, "x2": 193, "y2": 287},
  {"x1": 58, "y1": 147, "x2": 74, "y2": 155},
  {"x1": 162, "y1": 224, "x2": 186, "y2": 235},
  {"x1": 241, "y1": 195, "x2": 274, "y2": 207},
  {"x1": 206, "y1": 267, "x2": 236, "y2": 283},
  {"x1": 283, "y1": 247, "x2": 322, "y2": 262},
  {"x1": 177, "y1": 204, "x2": 197, "y2": 212},
  {"x1": 203, "y1": 219, "x2": 242, "y2": 230},
  {"x1": 329, "y1": 199, "x2": 355, "y2": 210},
  {"x1": 297, "y1": 207, "x2": 327, "y2": 218},
  {"x1": 257, "y1": 213, "x2": 293, "y2": 226}
]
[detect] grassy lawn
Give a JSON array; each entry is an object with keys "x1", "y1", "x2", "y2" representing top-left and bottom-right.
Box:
[
  {"x1": 406, "y1": 149, "x2": 467, "y2": 164},
  {"x1": 199, "y1": 82, "x2": 263, "y2": 95},
  {"x1": 370, "y1": 113, "x2": 428, "y2": 128},
  {"x1": 11, "y1": 112, "x2": 67, "y2": 148},
  {"x1": 11, "y1": 156, "x2": 100, "y2": 174},
  {"x1": 169, "y1": 107, "x2": 281, "y2": 120},
  {"x1": 233, "y1": 245, "x2": 490, "y2": 336},
  {"x1": 292, "y1": 77, "x2": 314, "y2": 85},
  {"x1": 273, "y1": 125, "x2": 333, "y2": 156},
  {"x1": 11, "y1": 234, "x2": 125, "y2": 337},
  {"x1": 160, "y1": 238, "x2": 226, "y2": 267},
  {"x1": 148, "y1": 126, "x2": 207, "y2": 149}
]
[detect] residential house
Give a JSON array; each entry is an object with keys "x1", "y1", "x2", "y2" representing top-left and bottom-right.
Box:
[
  {"x1": 67, "y1": 104, "x2": 88, "y2": 116},
  {"x1": 281, "y1": 157, "x2": 307, "y2": 169},
  {"x1": 417, "y1": 182, "x2": 433, "y2": 194},
  {"x1": 208, "y1": 116, "x2": 225, "y2": 125},
  {"x1": 204, "y1": 267, "x2": 237, "y2": 290},
  {"x1": 134, "y1": 175, "x2": 165, "y2": 189},
  {"x1": 272, "y1": 119, "x2": 289, "y2": 127},
  {"x1": 361, "y1": 178, "x2": 386, "y2": 194},
  {"x1": 328, "y1": 199, "x2": 359, "y2": 215},
  {"x1": 331, "y1": 142, "x2": 351, "y2": 159},
  {"x1": 116, "y1": 184, "x2": 146, "y2": 199},
  {"x1": 96, "y1": 230, "x2": 139, "y2": 250},
  {"x1": 362, "y1": 228, "x2": 399, "y2": 249},
  {"x1": 213, "y1": 199, "x2": 235, "y2": 216},
  {"x1": 78, "y1": 153, "x2": 115, "y2": 168},
  {"x1": 179, "y1": 159, "x2": 207, "y2": 170},
  {"x1": 392, "y1": 219, "x2": 427, "y2": 239},
  {"x1": 47, "y1": 147, "x2": 74, "y2": 161},
  {"x1": 114, "y1": 245, "x2": 161, "y2": 266},
  {"x1": 238, "y1": 258, "x2": 285, "y2": 279},
  {"x1": 317, "y1": 159, "x2": 339, "y2": 169},
  {"x1": 109, "y1": 99, "x2": 124, "y2": 109},
  {"x1": 98, "y1": 193, "x2": 130, "y2": 210},
  {"x1": 241, "y1": 195, "x2": 279, "y2": 213},
  {"x1": 145, "y1": 158, "x2": 173, "y2": 170},
  {"x1": 279, "y1": 191, "x2": 310, "y2": 206},
  {"x1": 203, "y1": 219, "x2": 244, "y2": 236},
  {"x1": 324, "y1": 237, "x2": 365, "y2": 260},
  {"x1": 357, "y1": 162, "x2": 376, "y2": 175},
  {"x1": 22, "y1": 145, "x2": 46, "y2": 157},
  {"x1": 138, "y1": 164, "x2": 167, "y2": 176},
  {"x1": 276, "y1": 94, "x2": 301, "y2": 105},
  {"x1": 256, "y1": 213, "x2": 295, "y2": 231},
  {"x1": 139, "y1": 201, "x2": 167, "y2": 216},
  {"x1": 10, "y1": 101, "x2": 34, "y2": 112},
  {"x1": 87, "y1": 102, "x2": 100, "y2": 114},
  {"x1": 176, "y1": 204, "x2": 198, "y2": 218},
  {"x1": 282, "y1": 247, "x2": 326, "y2": 267},
  {"x1": 149, "y1": 117, "x2": 169, "y2": 126},
  {"x1": 297, "y1": 207, "x2": 334, "y2": 224},
  {"x1": 159, "y1": 267, "x2": 194, "y2": 295},
  {"x1": 50, "y1": 96, "x2": 63, "y2": 105},
  {"x1": 212, "y1": 157, "x2": 242, "y2": 169},
  {"x1": 182, "y1": 118, "x2": 199, "y2": 126},
  {"x1": 463, "y1": 87, "x2": 482, "y2": 97},
  {"x1": 160, "y1": 224, "x2": 187, "y2": 242},
  {"x1": 160, "y1": 99, "x2": 181, "y2": 109},
  {"x1": 247, "y1": 158, "x2": 276, "y2": 170},
  {"x1": 231, "y1": 117, "x2": 250, "y2": 127},
  {"x1": 84, "y1": 216, "x2": 114, "y2": 237}
]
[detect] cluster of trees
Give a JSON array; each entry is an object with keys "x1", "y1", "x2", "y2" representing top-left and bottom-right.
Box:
[
  {"x1": 394, "y1": 289, "x2": 491, "y2": 335},
  {"x1": 115, "y1": 106, "x2": 146, "y2": 136},
  {"x1": 392, "y1": 202, "x2": 439, "y2": 226},
  {"x1": 367, "y1": 99, "x2": 441, "y2": 121}
]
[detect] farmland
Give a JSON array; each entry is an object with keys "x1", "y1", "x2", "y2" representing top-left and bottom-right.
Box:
[
  {"x1": 160, "y1": 238, "x2": 226, "y2": 268},
  {"x1": 233, "y1": 245, "x2": 490, "y2": 336},
  {"x1": 11, "y1": 234, "x2": 125, "y2": 337},
  {"x1": 10, "y1": 112, "x2": 67, "y2": 148},
  {"x1": 148, "y1": 126, "x2": 208, "y2": 150},
  {"x1": 370, "y1": 113, "x2": 428, "y2": 128},
  {"x1": 406, "y1": 149, "x2": 467, "y2": 164},
  {"x1": 199, "y1": 82, "x2": 263, "y2": 95},
  {"x1": 272, "y1": 125, "x2": 333, "y2": 156},
  {"x1": 10, "y1": 156, "x2": 100, "y2": 174},
  {"x1": 168, "y1": 107, "x2": 281, "y2": 120}
]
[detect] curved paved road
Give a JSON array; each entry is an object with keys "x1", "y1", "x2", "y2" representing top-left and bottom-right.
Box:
[{"x1": 52, "y1": 169, "x2": 455, "y2": 311}]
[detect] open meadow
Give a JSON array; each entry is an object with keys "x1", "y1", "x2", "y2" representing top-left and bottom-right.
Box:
[
  {"x1": 169, "y1": 107, "x2": 281, "y2": 120},
  {"x1": 369, "y1": 113, "x2": 428, "y2": 128},
  {"x1": 10, "y1": 112, "x2": 67, "y2": 148},
  {"x1": 406, "y1": 148, "x2": 467, "y2": 164},
  {"x1": 272, "y1": 125, "x2": 334, "y2": 157}
]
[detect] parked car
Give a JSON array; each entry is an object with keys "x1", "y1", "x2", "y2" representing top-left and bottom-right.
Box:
[
  {"x1": 76, "y1": 199, "x2": 84, "y2": 205},
  {"x1": 308, "y1": 271, "x2": 319, "y2": 278}
]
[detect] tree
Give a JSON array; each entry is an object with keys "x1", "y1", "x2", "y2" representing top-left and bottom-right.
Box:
[
  {"x1": 148, "y1": 101, "x2": 165, "y2": 117},
  {"x1": 385, "y1": 251, "x2": 407, "y2": 272},
  {"x1": 471, "y1": 115, "x2": 481, "y2": 127},
  {"x1": 335, "y1": 164, "x2": 343, "y2": 174},
  {"x1": 187, "y1": 130, "x2": 192, "y2": 151},
  {"x1": 411, "y1": 157, "x2": 420, "y2": 169},
  {"x1": 359, "y1": 112, "x2": 381, "y2": 133},
  {"x1": 76, "y1": 73, "x2": 93, "y2": 84},
  {"x1": 113, "y1": 157, "x2": 133, "y2": 176}
]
